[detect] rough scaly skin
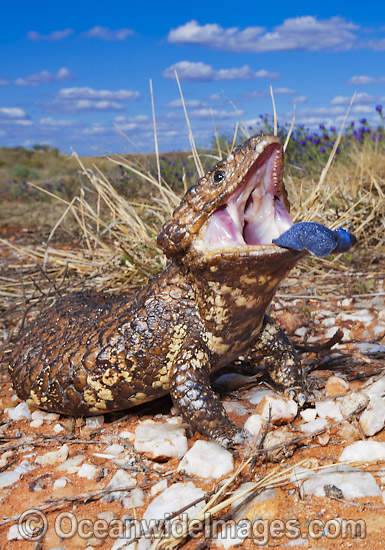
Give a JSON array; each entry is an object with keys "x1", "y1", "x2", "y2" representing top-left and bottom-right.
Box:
[{"x1": 9, "y1": 134, "x2": 308, "y2": 447}]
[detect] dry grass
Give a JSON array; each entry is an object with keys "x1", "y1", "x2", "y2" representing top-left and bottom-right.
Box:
[{"x1": 0, "y1": 114, "x2": 384, "y2": 329}]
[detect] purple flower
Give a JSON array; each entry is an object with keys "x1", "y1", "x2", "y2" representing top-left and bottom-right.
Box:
[{"x1": 376, "y1": 104, "x2": 383, "y2": 113}]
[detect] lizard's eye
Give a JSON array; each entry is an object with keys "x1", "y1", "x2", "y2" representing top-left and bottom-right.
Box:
[{"x1": 213, "y1": 170, "x2": 225, "y2": 183}]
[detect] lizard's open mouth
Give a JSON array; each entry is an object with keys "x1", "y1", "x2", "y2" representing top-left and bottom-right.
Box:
[{"x1": 203, "y1": 144, "x2": 293, "y2": 248}]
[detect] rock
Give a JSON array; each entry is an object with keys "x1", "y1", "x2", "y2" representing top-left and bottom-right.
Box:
[
  {"x1": 53, "y1": 477, "x2": 67, "y2": 490},
  {"x1": 244, "y1": 414, "x2": 264, "y2": 435},
  {"x1": 337, "y1": 422, "x2": 361, "y2": 443},
  {"x1": 122, "y1": 487, "x2": 145, "y2": 509},
  {"x1": 86, "y1": 415, "x2": 105, "y2": 426},
  {"x1": 256, "y1": 395, "x2": 298, "y2": 424},
  {"x1": 56, "y1": 454, "x2": 85, "y2": 473},
  {"x1": 102, "y1": 469, "x2": 136, "y2": 503},
  {"x1": 7, "y1": 524, "x2": 23, "y2": 541},
  {"x1": 53, "y1": 423, "x2": 64, "y2": 434},
  {"x1": 245, "y1": 388, "x2": 275, "y2": 405},
  {"x1": 30, "y1": 419, "x2": 44, "y2": 428},
  {"x1": 0, "y1": 460, "x2": 34, "y2": 489},
  {"x1": 150, "y1": 479, "x2": 168, "y2": 497},
  {"x1": 77, "y1": 463, "x2": 98, "y2": 479},
  {"x1": 315, "y1": 400, "x2": 342, "y2": 421},
  {"x1": 231, "y1": 483, "x2": 278, "y2": 521},
  {"x1": 223, "y1": 401, "x2": 248, "y2": 416},
  {"x1": 300, "y1": 408, "x2": 317, "y2": 423},
  {"x1": 325, "y1": 375, "x2": 350, "y2": 396},
  {"x1": 178, "y1": 440, "x2": 234, "y2": 479},
  {"x1": 340, "y1": 440, "x2": 385, "y2": 462},
  {"x1": 362, "y1": 377, "x2": 385, "y2": 399},
  {"x1": 143, "y1": 481, "x2": 205, "y2": 523},
  {"x1": 339, "y1": 392, "x2": 369, "y2": 418},
  {"x1": 263, "y1": 430, "x2": 297, "y2": 462},
  {"x1": 134, "y1": 420, "x2": 188, "y2": 460},
  {"x1": 293, "y1": 464, "x2": 381, "y2": 499},
  {"x1": 5, "y1": 401, "x2": 31, "y2": 420},
  {"x1": 299, "y1": 418, "x2": 328, "y2": 434},
  {"x1": 360, "y1": 396, "x2": 385, "y2": 436},
  {"x1": 35, "y1": 444, "x2": 69, "y2": 466},
  {"x1": 214, "y1": 519, "x2": 250, "y2": 549},
  {"x1": 104, "y1": 444, "x2": 125, "y2": 456}
]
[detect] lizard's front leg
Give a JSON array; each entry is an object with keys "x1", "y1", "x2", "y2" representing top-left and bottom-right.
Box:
[
  {"x1": 169, "y1": 336, "x2": 247, "y2": 448},
  {"x1": 254, "y1": 314, "x2": 308, "y2": 405}
]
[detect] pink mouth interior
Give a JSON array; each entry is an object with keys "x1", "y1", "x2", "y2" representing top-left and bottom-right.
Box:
[{"x1": 204, "y1": 145, "x2": 293, "y2": 247}]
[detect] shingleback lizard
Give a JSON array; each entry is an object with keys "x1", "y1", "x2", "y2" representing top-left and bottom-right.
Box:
[{"x1": 9, "y1": 134, "x2": 337, "y2": 447}]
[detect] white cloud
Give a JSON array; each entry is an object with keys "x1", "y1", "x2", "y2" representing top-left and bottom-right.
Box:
[
  {"x1": 0, "y1": 107, "x2": 27, "y2": 118},
  {"x1": 163, "y1": 61, "x2": 279, "y2": 82},
  {"x1": 189, "y1": 108, "x2": 241, "y2": 120},
  {"x1": 39, "y1": 118, "x2": 78, "y2": 127},
  {"x1": 165, "y1": 98, "x2": 206, "y2": 108},
  {"x1": 293, "y1": 95, "x2": 308, "y2": 104},
  {"x1": 27, "y1": 28, "x2": 74, "y2": 41},
  {"x1": 348, "y1": 75, "x2": 385, "y2": 85},
  {"x1": 83, "y1": 26, "x2": 133, "y2": 41},
  {"x1": 367, "y1": 37, "x2": 385, "y2": 51},
  {"x1": 238, "y1": 88, "x2": 296, "y2": 101},
  {"x1": 57, "y1": 87, "x2": 140, "y2": 101},
  {"x1": 14, "y1": 67, "x2": 75, "y2": 87},
  {"x1": 168, "y1": 17, "x2": 358, "y2": 52},
  {"x1": 45, "y1": 99, "x2": 125, "y2": 113},
  {"x1": 331, "y1": 92, "x2": 385, "y2": 105}
]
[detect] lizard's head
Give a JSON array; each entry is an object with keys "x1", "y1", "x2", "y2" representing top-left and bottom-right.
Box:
[{"x1": 157, "y1": 134, "x2": 297, "y2": 264}]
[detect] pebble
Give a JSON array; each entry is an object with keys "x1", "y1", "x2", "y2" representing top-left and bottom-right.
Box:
[
  {"x1": 223, "y1": 401, "x2": 248, "y2": 416},
  {"x1": 30, "y1": 419, "x2": 44, "y2": 428},
  {"x1": 102, "y1": 469, "x2": 136, "y2": 503},
  {"x1": 244, "y1": 414, "x2": 264, "y2": 435},
  {"x1": 214, "y1": 519, "x2": 250, "y2": 549},
  {"x1": 339, "y1": 392, "x2": 369, "y2": 418},
  {"x1": 325, "y1": 375, "x2": 350, "y2": 396},
  {"x1": 7, "y1": 524, "x2": 23, "y2": 541},
  {"x1": 53, "y1": 477, "x2": 67, "y2": 490},
  {"x1": 143, "y1": 481, "x2": 205, "y2": 523},
  {"x1": 299, "y1": 418, "x2": 328, "y2": 434},
  {"x1": 292, "y1": 464, "x2": 381, "y2": 499},
  {"x1": 85, "y1": 415, "x2": 105, "y2": 426},
  {"x1": 262, "y1": 429, "x2": 297, "y2": 462},
  {"x1": 315, "y1": 400, "x2": 342, "y2": 421},
  {"x1": 134, "y1": 420, "x2": 188, "y2": 459},
  {"x1": 35, "y1": 444, "x2": 69, "y2": 466},
  {"x1": 77, "y1": 463, "x2": 97, "y2": 480},
  {"x1": 150, "y1": 480, "x2": 168, "y2": 497},
  {"x1": 362, "y1": 377, "x2": 385, "y2": 399},
  {"x1": 256, "y1": 395, "x2": 298, "y2": 424},
  {"x1": 104, "y1": 444, "x2": 125, "y2": 456},
  {"x1": 340, "y1": 440, "x2": 385, "y2": 462},
  {"x1": 178, "y1": 440, "x2": 234, "y2": 479},
  {"x1": 0, "y1": 460, "x2": 34, "y2": 489},
  {"x1": 337, "y1": 309, "x2": 373, "y2": 324},
  {"x1": 300, "y1": 408, "x2": 317, "y2": 423},
  {"x1": 5, "y1": 401, "x2": 31, "y2": 420},
  {"x1": 360, "y1": 396, "x2": 385, "y2": 436},
  {"x1": 53, "y1": 423, "x2": 64, "y2": 433},
  {"x1": 122, "y1": 487, "x2": 145, "y2": 509},
  {"x1": 56, "y1": 454, "x2": 85, "y2": 473},
  {"x1": 244, "y1": 388, "x2": 275, "y2": 405}
]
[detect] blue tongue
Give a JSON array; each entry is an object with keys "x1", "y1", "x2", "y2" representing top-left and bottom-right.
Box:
[{"x1": 273, "y1": 222, "x2": 357, "y2": 257}]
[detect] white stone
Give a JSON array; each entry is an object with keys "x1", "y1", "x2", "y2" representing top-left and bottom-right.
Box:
[
  {"x1": 119, "y1": 430, "x2": 134, "y2": 441},
  {"x1": 53, "y1": 477, "x2": 67, "y2": 490},
  {"x1": 337, "y1": 310, "x2": 373, "y2": 323},
  {"x1": 340, "y1": 392, "x2": 369, "y2": 418},
  {"x1": 293, "y1": 465, "x2": 381, "y2": 499},
  {"x1": 122, "y1": 487, "x2": 145, "y2": 509},
  {"x1": 244, "y1": 414, "x2": 264, "y2": 435},
  {"x1": 257, "y1": 395, "x2": 298, "y2": 423},
  {"x1": 45, "y1": 412, "x2": 60, "y2": 421},
  {"x1": 150, "y1": 479, "x2": 168, "y2": 497},
  {"x1": 341, "y1": 298, "x2": 352, "y2": 306},
  {"x1": 315, "y1": 399, "x2": 342, "y2": 421},
  {"x1": 0, "y1": 460, "x2": 33, "y2": 489},
  {"x1": 53, "y1": 423, "x2": 64, "y2": 434},
  {"x1": 178, "y1": 440, "x2": 234, "y2": 479},
  {"x1": 223, "y1": 401, "x2": 248, "y2": 416},
  {"x1": 340, "y1": 440, "x2": 385, "y2": 462},
  {"x1": 294, "y1": 326, "x2": 307, "y2": 337},
  {"x1": 363, "y1": 377, "x2": 385, "y2": 399},
  {"x1": 30, "y1": 419, "x2": 44, "y2": 428},
  {"x1": 102, "y1": 469, "x2": 136, "y2": 503},
  {"x1": 143, "y1": 481, "x2": 205, "y2": 524},
  {"x1": 56, "y1": 454, "x2": 85, "y2": 473},
  {"x1": 300, "y1": 408, "x2": 317, "y2": 422},
  {"x1": 77, "y1": 463, "x2": 97, "y2": 479},
  {"x1": 35, "y1": 444, "x2": 69, "y2": 466},
  {"x1": 134, "y1": 421, "x2": 188, "y2": 459},
  {"x1": 31, "y1": 410, "x2": 48, "y2": 421},
  {"x1": 104, "y1": 444, "x2": 125, "y2": 456},
  {"x1": 360, "y1": 396, "x2": 385, "y2": 436},
  {"x1": 85, "y1": 415, "x2": 104, "y2": 426},
  {"x1": 7, "y1": 524, "x2": 23, "y2": 540},
  {"x1": 299, "y1": 418, "x2": 328, "y2": 434},
  {"x1": 5, "y1": 401, "x2": 31, "y2": 420},
  {"x1": 245, "y1": 388, "x2": 275, "y2": 405}
]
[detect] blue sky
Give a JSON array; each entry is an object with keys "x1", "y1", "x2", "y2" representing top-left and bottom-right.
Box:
[{"x1": 1, "y1": 0, "x2": 385, "y2": 155}]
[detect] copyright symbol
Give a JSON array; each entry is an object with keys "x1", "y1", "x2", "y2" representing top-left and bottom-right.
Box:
[{"x1": 18, "y1": 510, "x2": 48, "y2": 541}]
